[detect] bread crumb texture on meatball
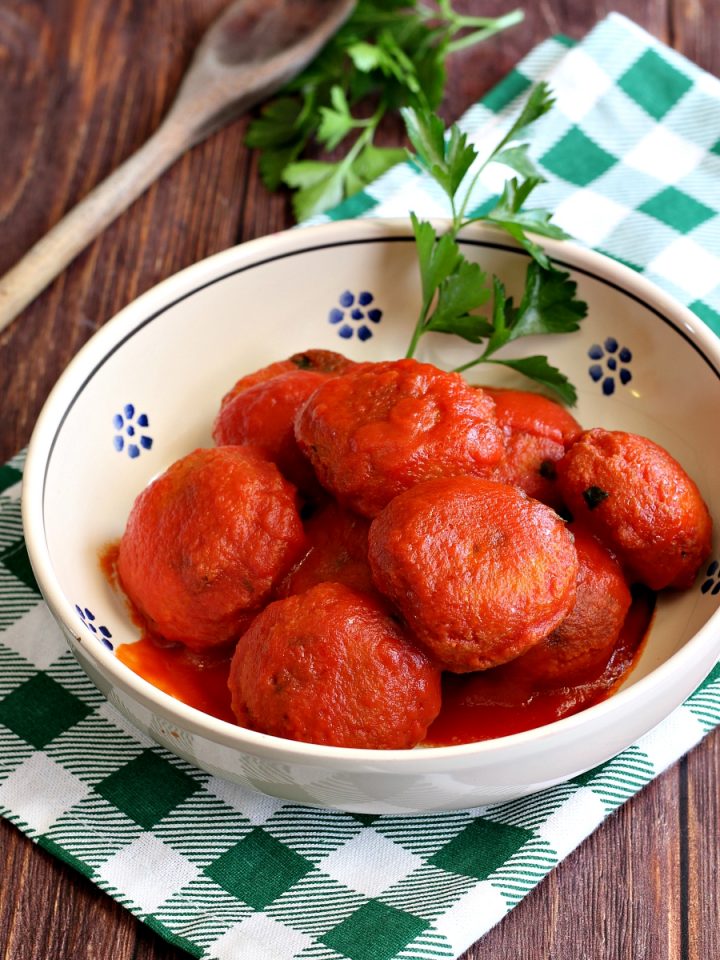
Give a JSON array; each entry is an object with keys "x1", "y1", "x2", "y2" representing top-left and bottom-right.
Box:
[
  {"x1": 294, "y1": 358, "x2": 504, "y2": 517},
  {"x1": 368, "y1": 475, "x2": 579, "y2": 673},
  {"x1": 229, "y1": 582, "x2": 442, "y2": 749},
  {"x1": 117, "y1": 446, "x2": 306, "y2": 651},
  {"x1": 556, "y1": 428, "x2": 712, "y2": 590}
]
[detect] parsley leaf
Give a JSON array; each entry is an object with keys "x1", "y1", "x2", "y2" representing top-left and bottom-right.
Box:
[
  {"x1": 508, "y1": 262, "x2": 587, "y2": 340},
  {"x1": 246, "y1": 1, "x2": 523, "y2": 211},
  {"x1": 496, "y1": 81, "x2": 556, "y2": 150},
  {"x1": 282, "y1": 161, "x2": 348, "y2": 221},
  {"x1": 411, "y1": 215, "x2": 460, "y2": 306},
  {"x1": 402, "y1": 108, "x2": 477, "y2": 203},
  {"x1": 488, "y1": 356, "x2": 578, "y2": 406},
  {"x1": 426, "y1": 258, "x2": 492, "y2": 337},
  {"x1": 403, "y1": 87, "x2": 588, "y2": 403},
  {"x1": 477, "y1": 177, "x2": 569, "y2": 268},
  {"x1": 245, "y1": 96, "x2": 315, "y2": 190},
  {"x1": 352, "y1": 144, "x2": 407, "y2": 184},
  {"x1": 491, "y1": 143, "x2": 542, "y2": 180},
  {"x1": 317, "y1": 87, "x2": 357, "y2": 150}
]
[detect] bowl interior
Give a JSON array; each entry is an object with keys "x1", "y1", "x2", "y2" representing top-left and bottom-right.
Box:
[{"x1": 31, "y1": 223, "x2": 720, "y2": 744}]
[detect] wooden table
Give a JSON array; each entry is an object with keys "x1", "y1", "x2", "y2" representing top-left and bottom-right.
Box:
[{"x1": 1, "y1": 1, "x2": 717, "y2": 957}]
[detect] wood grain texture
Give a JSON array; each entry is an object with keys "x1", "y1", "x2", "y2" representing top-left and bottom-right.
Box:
[{"x1": 0, "y1": 2, "x2": 718, "y2": 959}]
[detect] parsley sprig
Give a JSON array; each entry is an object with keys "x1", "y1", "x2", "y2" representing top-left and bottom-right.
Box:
[
  {"x1": 246, "y1": 0, "x2": 523, "y2": 221},
  {"x1": 402, "y1": 82, "x2": 587, "y2": 404}
]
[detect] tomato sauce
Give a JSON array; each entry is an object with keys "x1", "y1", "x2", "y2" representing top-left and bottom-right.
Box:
[
  {"x1": 104, "y1": 543, "x2": 654, "y2": 744},
  {"x1": 117, "y1": 634, "x2": 236, "y2": 725},
  {"x1": 424, "y1": 586, "x2": 654, "y2": 744}
]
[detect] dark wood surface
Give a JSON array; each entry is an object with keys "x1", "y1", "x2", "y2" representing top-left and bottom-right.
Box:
[{"x1": 1, "y1": 2, "x2": 718, "y2": 958}]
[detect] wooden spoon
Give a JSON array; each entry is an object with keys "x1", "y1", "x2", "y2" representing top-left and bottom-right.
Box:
[{"x1": 0, "y1": 0, "x2": 355, "y2": 334}]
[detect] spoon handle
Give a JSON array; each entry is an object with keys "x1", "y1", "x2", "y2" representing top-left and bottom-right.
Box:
[{"x1": 0, "y1": 119, "x2": 192, "y2": 335}]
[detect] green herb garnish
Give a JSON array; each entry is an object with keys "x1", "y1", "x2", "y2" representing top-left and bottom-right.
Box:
[
  {"x1": 402, "y1": 82, "x2": 588, "y2": 404},
  {"x1": 246, "y1": 1, "x2": 523, "y2": 221}
]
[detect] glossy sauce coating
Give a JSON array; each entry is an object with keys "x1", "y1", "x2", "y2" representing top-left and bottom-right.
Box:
[
  {"x1": 117, "y1": 446, "x2": 306, "y2": 650},
  {"x1": 295, "y1": 358, "x2": 504, "y2": 517},
  {"x1": 219, "y1": 349, "x2": 356, "y2": 410},
  {"x1": 276, "y1": 498, "x2": 375, "y2": 598},
  {"x1": 484, "y1": 387, "x2": 582, "y2": 508},
  {"x1": 114, "y1": 585, "x2": 653, "y2": 745},
  {"x1": 213, "y1": 369, "x2": 327, "y2": 493},
  {"x1": 228, "y1": 582, "x2": 442, "y2": 749},
  {"x1": 483, "y1": 386, "x2": 583, "y2": 445},
  {"x1": 557, "y1": 428, "x2": 712, "y2": 589},
  {"x1": 368, "y1": 476, "x2": 579, "y2": 672},
  {"x1": 109, "y1": 353, "x2": 709, "y2": 749},
  {"x1": 117, "y1": 634, "x2": 236, "y2": 725},
  {"x1": 501, "y1": 524, "x2": 632, "y2": 686},
  {"x1": 425, "y1": 587, "x2": 654, "y2": 744}
]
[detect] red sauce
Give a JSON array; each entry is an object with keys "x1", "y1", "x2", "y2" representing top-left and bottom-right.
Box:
[
  {"x1": 102, "y1": 541, "x2": 236, "y2": 723},
  {"x1": 103, "y1": 543, "x2": 654, "y2": 745},
  {"x1": 117, "y1": 634, "x2": 236, "y2": 725},
  {"x1": 424, "y1": 586, "x2": 655, "y2": 745}
]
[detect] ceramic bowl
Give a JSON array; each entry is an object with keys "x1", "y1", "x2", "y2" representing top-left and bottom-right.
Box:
[{"x1": 22, "y1": 219, "x2": 720, "y2": 813}]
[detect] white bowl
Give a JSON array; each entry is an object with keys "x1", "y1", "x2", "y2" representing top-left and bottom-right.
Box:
[{"x1": 23, "y1": 219, "x2": 720, "y2": 813}]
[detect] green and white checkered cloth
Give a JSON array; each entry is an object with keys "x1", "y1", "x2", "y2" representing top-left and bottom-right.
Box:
[
  {"x1": 2, "y1": 14, "x2": 720, "y2": 960},
  {"x1": 314, "y1": 14, "x2": 720, "y2": 335}
]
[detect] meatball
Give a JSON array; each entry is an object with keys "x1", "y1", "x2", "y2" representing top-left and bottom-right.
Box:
[
  {"x1": 556, "y1": 429, "x2": 712, "y2": 590},
  {"x1": 295, "y1": 358, "x2": 504, "y2": 517},
  {"x1": 484, "y1": 387, "x2": 582, "y2": 508},
  {"x1": 219, "y1": 349, "x2": 356, "y2": 410},
  {"x1": 213, "y1": 369, "x2": 327, "y2": 493},
  {"x1": 276, "y1": 499, "x2": 375, "y2": 598},
  {"x1": 482, "y1": 387, "x2": 582, "y2": 446},
  {"x1": 368, "y1": 476, "x2": 578, "y2": 672},
  {"x1": 228, "y1": 582, "x2": 442, "y2": 748},
  {"x1": 117, "y1": 447, "x2": 306, "y2": 651},
  {"x1": 505, "y1": 524, "x2": 632, "y2": 687}
]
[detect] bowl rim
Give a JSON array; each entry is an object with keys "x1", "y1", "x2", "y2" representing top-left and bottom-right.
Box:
[{"x1": 22, "y1": 217, "x2": 720, "y2": 769}]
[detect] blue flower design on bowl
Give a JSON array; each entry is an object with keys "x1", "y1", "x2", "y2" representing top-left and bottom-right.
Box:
[
  {"x1": 328, "y1": 290, "x2": 382, "y2": 341},
  {"x1": 588, "y1": 338, "x2": 633, "y2": 396},
  {"x1": 113, "y1": 404, "x2": 152, "y2": 458},
  {"x1": 701, "y1": 560, "x2": 720, "y2": 596},
  {"x1": 75, "y1": 604, "x2": 113, "y2": 650}
]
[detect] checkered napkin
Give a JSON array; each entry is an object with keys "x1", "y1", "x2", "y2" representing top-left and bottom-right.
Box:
[
  {"x1": 315, "y1": 14, "x2": 720, "y2": 333},
  {"x1": 2, "y1": 14, "x2": 720, "y2": 960}
]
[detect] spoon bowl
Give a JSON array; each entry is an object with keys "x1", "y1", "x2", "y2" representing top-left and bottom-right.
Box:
[
  {"x1": 0, "y1": 0, "x2": 356, "y2": 333},
  {"x1": 171, "y1": 0, "x2": 356, "y2": 143}
]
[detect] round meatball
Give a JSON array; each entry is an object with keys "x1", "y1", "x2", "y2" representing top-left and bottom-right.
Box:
[
  {"x1": 368, "y1": 476, "x2": 578, "y2": 672},
  {"x1": 213, "y1": 369, "x2": 327, "y2": 493},
  {"x1": 556, "y1": 429, "x2": 712, "y2": 590},
  {"x1": 295, "y1": 359, "x2": 504, "y2": 517},
  {"x1": 228, "y1": 582, "x2": 442, "y2": 748},
  {"x1": 484, "y1": 387, "x2": 582, "y2": 508},
  {"x1": 219, "y1": 349, "x2": 356, "y2": 410},
  {"x1": 276, "y1": 499, "x2": 375, "y2": 598},
  {"x1": 482, "y1": 387, "x2": 582, "y2": 446},
  {"x1": 505, "y1": 524, "x2": 632, "y2": 687},
  {"x1": 117, "y1": 447, "x2": 306, "y2": 651}
]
